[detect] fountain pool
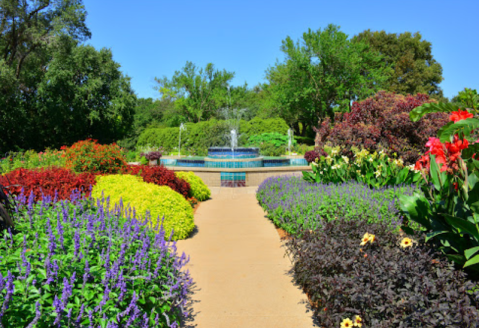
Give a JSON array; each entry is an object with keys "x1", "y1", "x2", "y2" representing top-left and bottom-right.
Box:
[{"x1": 160, "y1": 147, "x2": 309, "y2": 187}]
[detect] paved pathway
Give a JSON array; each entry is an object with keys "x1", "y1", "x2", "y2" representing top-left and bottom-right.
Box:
[{"x1": 177, "y1": 187, "x2": 315, "y2": 328}]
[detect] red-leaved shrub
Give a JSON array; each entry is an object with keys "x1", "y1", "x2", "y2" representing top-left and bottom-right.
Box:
[
  {"x1": 126, "y1": 165, "x2": 190, "y2": 198},
  {"x1": 315, "y1": 91, "x2": 449, "y2": 164},
  {"x1": 64, "y1": 139, "x2": 127, "y2": 174},
  {"x1": 0, "y1": 167, "x2": 97, "y2": 201},
  {"x1": 304, "y1": 149, "x2": 327, "y2": 163}
]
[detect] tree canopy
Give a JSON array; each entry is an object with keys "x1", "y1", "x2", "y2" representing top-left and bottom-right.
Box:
[
  {"x1": 266, "y1": 24, "x2": 391, "y2": 135},
  {"x1": 155, "y1": 61, "x2": 236, "y2": 123},
  {"x1": 0, "y1": 0, "x2": 136, "y2": 152},
  {"x1": 353, "y1": 30, "x2": 444, "y2": 98}
]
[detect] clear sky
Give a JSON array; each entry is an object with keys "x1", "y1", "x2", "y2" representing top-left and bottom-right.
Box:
[{"x1": 82, "y1": 0, "x2": 478, "y2": 101}]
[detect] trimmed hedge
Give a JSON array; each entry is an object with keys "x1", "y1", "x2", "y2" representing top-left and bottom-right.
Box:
[
  {"x1": 92, "y1": 175, "x2": 194, "y2": 240},
  {"x1": 137, "y1": 117, "x2": 289, "y2": 155},
  {"x1": 175, "y1": 171, "x2": 211, "y2": 201}
]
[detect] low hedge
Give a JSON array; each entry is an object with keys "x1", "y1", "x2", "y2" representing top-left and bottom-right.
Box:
[
  {"x1": 0, "y1": 191, "x2": 191, "y2": 327},
  {"x1": 175, "y1": 171, "x2": 211, "y2": 201},
  {"x1": 92, "y1": 175, "x2": 194, "y2": 240},
  {"x1": 137, "y1": 117, "x2": 289, "y2": 155},
  {"x1": 287, "y1": 218, "x2": 479, "y2": 327}
]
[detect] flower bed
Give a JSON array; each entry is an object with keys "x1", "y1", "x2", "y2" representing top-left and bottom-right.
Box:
[
  {"x1": 0, "y1": 167, "x2": 97, "y2": 202},
  {"x1": 286, "y1": 218, "x2": 479, "y2": 327},
  {"x1": 0, "y1": 191, "x2": 191, "y2": 327},
  {"x1": 257, "y1": 176, "x2": 415, "y2": 235}
]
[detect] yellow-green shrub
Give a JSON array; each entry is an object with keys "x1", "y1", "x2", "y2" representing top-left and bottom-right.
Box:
[
  {"x1": 91, "y1": 174, "x2": 194, "y2": 240},
  {"x1": 175, "y1": 171, "x2": 211, "y2": 201}
]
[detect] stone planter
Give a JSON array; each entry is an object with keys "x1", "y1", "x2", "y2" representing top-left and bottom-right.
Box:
[{"x1": 149, "y1": 159, "x2": 159, "y2": 166}]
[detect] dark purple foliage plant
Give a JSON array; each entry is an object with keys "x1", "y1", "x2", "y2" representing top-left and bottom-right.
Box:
[
  {"x1": 0, "y1": 190, "x2": 191, "y2": 327},
  {"x1": 287, "y1": 218, "x2": 479, "y2": 327}
]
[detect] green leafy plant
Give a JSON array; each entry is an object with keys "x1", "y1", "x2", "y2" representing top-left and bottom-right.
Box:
[
  {"x1": 303, "y1": 147, "x2": 421, "y2": 188},
  {"x1": 0, "y1": 149, "x2": 66, "y2": 174},
  {"x1": 92, "y1": 174, "x2": 194, "y2": 240},
  {"x1": 400, "y1": 106, "x2": 479, "y2": 273},
  {"x1": 247, "y1": 132, "x2": 295, "y2": 148},
  {"x1": 175, "y1": 171, "x2": 211, "y2": 201}
]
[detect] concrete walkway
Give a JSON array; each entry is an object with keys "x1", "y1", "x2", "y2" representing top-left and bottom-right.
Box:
[{"x1": 177, "y1": 187, "x2": 315, "y2": 328}]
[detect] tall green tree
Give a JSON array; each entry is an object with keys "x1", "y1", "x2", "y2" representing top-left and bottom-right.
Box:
[
  {"x1": 0, "y1": 1, "x2": 136, "y2": 151},
  {"x1": 155, "y1": 61, "x2": 235, "y2": 123},
  {"x1": 266, "y1": 24, "x2": 391, "y2": 135},
  {"x1": 353, "y1": 30, "x2": 444, "y2": 98}
]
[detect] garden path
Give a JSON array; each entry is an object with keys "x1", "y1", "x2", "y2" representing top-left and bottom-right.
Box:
[{"x1": 176, "y1": 187, "x2": 315, "y2": 328}]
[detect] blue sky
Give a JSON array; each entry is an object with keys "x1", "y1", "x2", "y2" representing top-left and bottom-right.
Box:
[{"x1": 82, "y1": 0, "x2": 478, "y2": 100}]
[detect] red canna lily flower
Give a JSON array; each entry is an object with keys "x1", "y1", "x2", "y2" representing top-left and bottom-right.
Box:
[{"x1": 450, "y1": 109, "x2": 473, "y2": 123}]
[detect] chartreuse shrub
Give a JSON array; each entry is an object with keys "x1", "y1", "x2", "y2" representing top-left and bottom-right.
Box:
[
  {"x1": 0, "y1": 191, "x2": 191, "y2": 327},
  {"x1": 286, "y1": 218, "x2": 479, "y2": 327},
  {"x1": 257, "y1": 176, "x2": 415, "y2": 236},
  {"x1": 137, "y1": 117, "x2": 289, "y2": 154},
  {"x1": 174, "y1": 171, "x2": 210, "y2": 201},
  {"x1": 92, "y1": 175, "x2": 194, "y2": 240},
  {"x1": 64, "y1": 139, "x2": 127, "y2": 174}
]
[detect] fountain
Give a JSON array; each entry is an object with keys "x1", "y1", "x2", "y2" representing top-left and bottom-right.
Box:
[
  {"x1": 287, "y1": 128, "x2": 293, "y2": 155},
  {"x1": 158, "y1": 89, "x2": 309, "y2": 187},
  {"x1": 178, "y1": 123, "x2": 186, "y2": 157}
]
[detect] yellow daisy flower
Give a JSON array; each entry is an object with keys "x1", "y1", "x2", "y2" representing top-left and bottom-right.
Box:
[
  {"x1": 340, "y1": 318, "x2": 354, "y2": 328},
  {"x1": 360, "y1": 233, "x2": 371, "y2": 246},
  {"x1": 360, "y1": 232, "x2": 375, "y2": 246},
  {"x1": 400, "y1": 237, "x2": 413, "y2": 248},
  {"x1": 353, "y1": 315, "x2": 362, "y2": 327}
]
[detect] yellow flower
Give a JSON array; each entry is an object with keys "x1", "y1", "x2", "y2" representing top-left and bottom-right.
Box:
[
  {"x1": 341, "y1": 318, "x2": 354, "y2": 328},
  {"x1": 353, "y1": 315, "x2": 362, "y2": 327},
  {"x1": 360, "y1": 232, "x2": 375, "y2": 246},
  {"x1": 400, "y1": 237, "x2": 413, "y2": 248},
  {"x1": 342, "y1": 156, "x2": 349, "y2": 164}
]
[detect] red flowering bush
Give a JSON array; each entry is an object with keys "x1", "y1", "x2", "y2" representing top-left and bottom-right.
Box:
[
  {"x1": 315, "y1": 91, "x2": 449, "y2": 164},
  {"x1": 0, "y1": 167, "x2": 97, "y2": 201},
  {"x1": 63, "y1": 139, "x2": 127, "y2": 174},
  {"x1": 126, "y1": 165, "x2": 190, "y2": 198}
]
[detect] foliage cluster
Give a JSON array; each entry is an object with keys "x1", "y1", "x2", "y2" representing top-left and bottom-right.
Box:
[
  {"x1": 142, "y1": 151, "x2": 162, "y2": 161},
  {"x1": 0, "y1": 1, "x2": 136, "y2": 152},
  {"x1": 0, "y1": 191, "x2": 191, "y2": 327},
  {"x1": 64, "y1": 139, "x2": 127, "y2": 174},
  {"x1": 137, "y1": 117, "x2": 289, "y2": 155},
  {"x1": 256, "y1": 176, "x2": 413, "y2": 236},
  {"x1": 0, "y1": 167, "x2": 96, "y2": 202},
  {"x1": 174, "y1": 172, "x2": 211, "y2": 201},
  {"x1": 315, "y1": 91, "x2": 449, "y2": 164},
  {"x1": 400, "y1": 104, "x2": 479, "y2": 273},
  {"x1": 92, "y1": 175, "x2": 194, "y2": 240},
  {"x1": 265, "y1": 24, "x2": 391, "y2": 134},
  {"x1": 353, "y1": 30, "x2": 444, "y2": 98},
  {"x1": 247, "y1": 132, "x2": 296, "y2": 148},
  {"x1": 127, "y1": 165, "x2": 190, "y2": 198},
  {"x1": 286, "y1": 218, "x2": 479, "y2": 327},
  {"x1": 303, "y1": 147, "x2": 421, "y2": 188},
  {"x1": 304, "y1": 149, "x2": 326, "y2": 163},
  {"x1": 0, "y1": 149, "x2": 66, "y2": 174}
]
